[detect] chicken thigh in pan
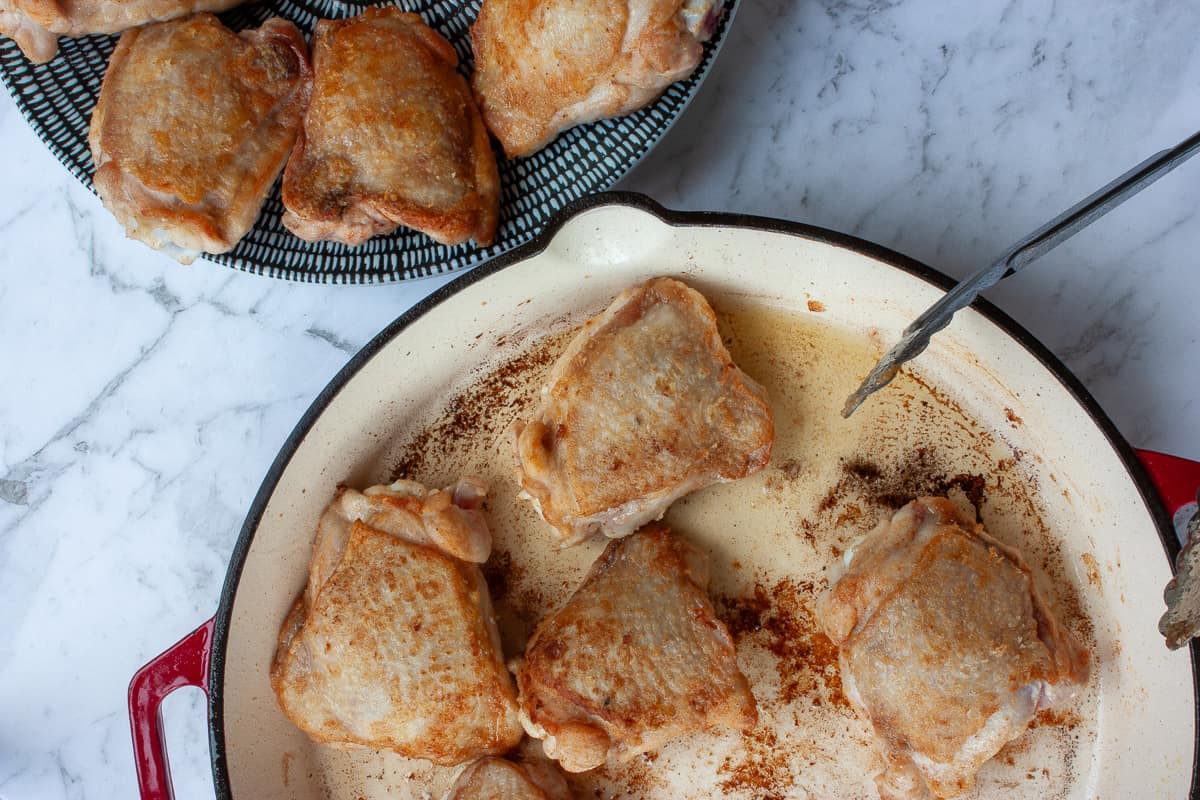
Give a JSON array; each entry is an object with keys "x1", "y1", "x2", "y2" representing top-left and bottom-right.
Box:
[
  {"x1": 818, "y1": 497, "x2": 1090, "y2": 799},
  {"x1": 514, "y1": 277, "x2": 774, "y2": 547},
  {"x1": 514, "y1": 524, "x2": 757, "y2": 772},
  {"x1": 272, "y1": 478, "x2": 523, "y2": 765},
  {"x1": 445, "y1": 756, "x2": 573, "y2": 800}
]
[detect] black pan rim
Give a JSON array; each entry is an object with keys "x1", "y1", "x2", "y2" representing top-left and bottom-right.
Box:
[{"x1": 205, "y1": 189, "x2": 1199, "y2": 799}]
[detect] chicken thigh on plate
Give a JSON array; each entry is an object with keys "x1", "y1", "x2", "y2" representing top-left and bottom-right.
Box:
[
  {"x1": 271, "y1": 478, "x2": 523, "y2": 765},
  {"x1": 281, "y1": 7, "x2": 499, "y2": 247},
  {"x1": 818, "y1": 497, "x2": 1091, "y2": 800},
  {"x1": 0, "y1": 0, "x2": 247, "y2": 63},
  {"x1": 470, "y1": 0, "x2": 722, "y2": 157},
  {"x1": 89, "y1": 14, "x2": 311, "y2": 263},
  {"x1": 513, "y1": 277, "x2": 774, "y2": 547},
  {"x1": 513, "y1": 524, "x2": 757, "y2": 772}
]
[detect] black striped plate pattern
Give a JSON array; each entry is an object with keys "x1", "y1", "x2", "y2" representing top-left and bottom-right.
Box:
[{"x1": 0, "y1": 0, "x2": 737, "y2": 283}]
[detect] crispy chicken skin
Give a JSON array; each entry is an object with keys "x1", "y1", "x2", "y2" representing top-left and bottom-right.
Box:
[
  {"x1": 271, "y1": 478, "x2": 523, "y2": 765},
  {"x1": 470, "y1": 0, "x2": 720, "y2": 157},
  {"x1": 281, "y1": 8, "x2": 499, "y2": 247},
  {"x1": 514, "y1": 277, "x2": 774, "y2": 546},
  {"x1": 0, "y1": 0, "x2": 247, "y2": 63},
  {"x1": 818, "y1": 497, "x2": 1090, "y2": 800},
  {"x1": 445, "y1": 756, "x2": 573, "y2": 800},
  {"x1": 89, "y1": 14, "x2": 311, "y2": 263},
  {"x1": 514, "y1": 524, "x2": 757, "y2": 772}
]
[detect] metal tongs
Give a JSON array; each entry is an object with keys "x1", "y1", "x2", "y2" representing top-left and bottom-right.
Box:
[{"x1": 842, "y1": 129, "x2": 1200, "y2": 418}]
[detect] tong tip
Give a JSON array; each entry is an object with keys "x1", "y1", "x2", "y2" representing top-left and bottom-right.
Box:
[
  {"x1": 841, "y1": 390, "x2": 867, "y2": 419},
  {"x1": 841, "y1": 360, "x2": 903, "y2": 419}
]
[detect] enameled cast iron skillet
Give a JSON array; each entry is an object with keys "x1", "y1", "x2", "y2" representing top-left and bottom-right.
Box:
[{"x1": 129, "y1": 193, "x2": 1200, "y2": 800}]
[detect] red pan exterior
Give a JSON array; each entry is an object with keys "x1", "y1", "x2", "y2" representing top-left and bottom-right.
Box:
[{"x1": 1141, "y1": 450, "x2": 1200, "y2": 518}]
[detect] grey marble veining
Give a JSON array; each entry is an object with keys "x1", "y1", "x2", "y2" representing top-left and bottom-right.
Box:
[{"x1": 0, "y1": 1, "x2": 1198, "y2": 798}]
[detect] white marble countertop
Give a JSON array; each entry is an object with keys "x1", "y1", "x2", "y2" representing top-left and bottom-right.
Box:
[{"x1": 1, "y1": 1, "x2": 1198, "y2": 798}]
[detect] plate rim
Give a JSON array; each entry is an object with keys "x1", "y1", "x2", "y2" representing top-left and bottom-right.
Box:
[{"x1": 205, "y1": 190, "x2": 1200, "y2": 798}]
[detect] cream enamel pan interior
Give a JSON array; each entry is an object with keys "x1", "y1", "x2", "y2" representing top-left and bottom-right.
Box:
[{"x1": 210, "y1": 193, "x2": 1197, "y2": 799}]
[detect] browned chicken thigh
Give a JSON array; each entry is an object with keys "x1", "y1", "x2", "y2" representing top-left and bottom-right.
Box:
[
  {"x1": 818, "y1": 497, "x2": 1090, "y2": 799},
  {"x1": 281, "y1": 7, "x2": 499, "y2": 247},
  {"x1": 445, "y1": 756, "x2": 573, "y2": 800},
  {"x1": 470, "y1": 0, "x2": 721, "y2": 157},
  {"x1": 0, "y1": 0, "x2": 247, "y2": 63},
  {"x1": 89, "y1": 14, "x2": 311, "y2": 263},
  {"x1": 514, "y1": 524, "x2": 757, "y2": 772},
  {"x1": 514, "y1": 277, "x2": 774, "y2": 546},
  {"x1": 271, "y1": 478, "x2": 523, "y2": 765}
]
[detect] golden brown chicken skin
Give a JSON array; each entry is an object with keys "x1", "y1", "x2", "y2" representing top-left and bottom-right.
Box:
[
  {"x1": 514, "y1": 277, "x2": 774, "y2": 546},
  {"x1": 281, "y1": 7, "x2": 499, "y2": 248},
  {"x1": 0, "y1": 0, "x2": 248, "y2": 63},
  {"x1": 271, "y1": 479, "x2": 523, "y2": 765},
  {"x1": 470, "y1": 0, "x2": 720, "y2": 157},
  {"x1": 445, "y1": 756, "x2": 573, "y2": 800},
  {"x1": 88, "y1": 14, "x2": 311, "y2": 263},
  {"x1": 514, "y1": 524, "x2": 757, "y2": 772},
  {"x1": 818, "y1": 497, "x2": 1090, "y2": 800}
]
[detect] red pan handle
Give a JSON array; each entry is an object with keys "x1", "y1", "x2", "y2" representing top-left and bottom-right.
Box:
[
  {"x1": 1137, "y1": 449, "x2": 1200, "y2": 518},
  {"x1": 129, "y1": 616, "x2": 215, "y2": 800}
]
